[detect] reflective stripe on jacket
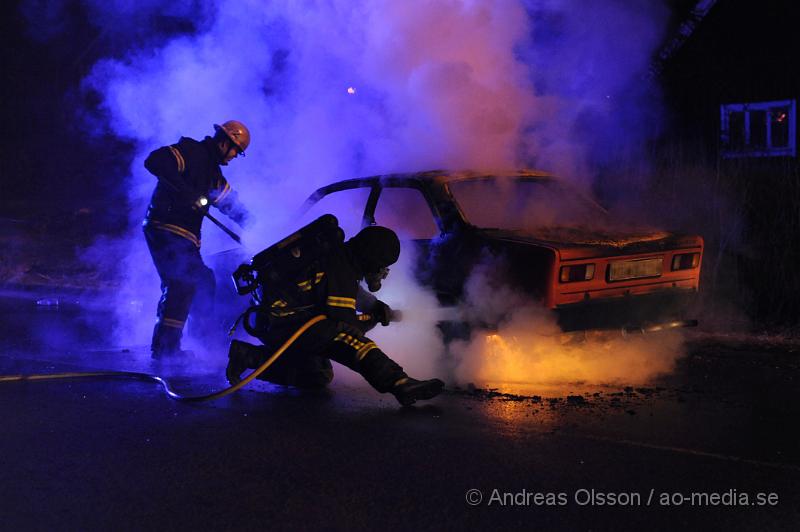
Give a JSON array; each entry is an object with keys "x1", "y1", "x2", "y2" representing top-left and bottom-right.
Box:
[{"x1": 143, "y1": 136, "x2": 248, "y2": 243}]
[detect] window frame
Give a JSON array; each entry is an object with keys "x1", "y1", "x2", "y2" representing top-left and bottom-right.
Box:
[
  {"x1": 372, "y1": 182, "x2": 443, "y2": 240},
  {"x1": 720, "y1": 99, "x2": 796, "y2": 158},
  {"x1": 299, "y1": 181, "x2": 376, "y2": 234}
]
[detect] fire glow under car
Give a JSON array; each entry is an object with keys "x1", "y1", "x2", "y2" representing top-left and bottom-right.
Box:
[{"x1": 297, "y1": 170, "x2": 704, "y2": 334}]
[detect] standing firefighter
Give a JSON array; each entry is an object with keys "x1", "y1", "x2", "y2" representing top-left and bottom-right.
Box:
[
  {"x1": 226, "y1": 222, "x2": 445, "y2": 406},
  {"x1": 143, "y1": 120, "x2": 252, "y2": 359}
]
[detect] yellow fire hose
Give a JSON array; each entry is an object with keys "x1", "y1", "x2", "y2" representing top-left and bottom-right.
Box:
[{"x1": 0, "y1": 315, "x2": 326, "y2": 403}]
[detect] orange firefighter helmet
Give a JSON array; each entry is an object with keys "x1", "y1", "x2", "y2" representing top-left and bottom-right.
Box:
[{"x1": 214, "y1": 120, "x2": 251, "y2": 154}]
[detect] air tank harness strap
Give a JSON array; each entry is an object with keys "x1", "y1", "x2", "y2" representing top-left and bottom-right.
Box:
[{"x1": 228, "y1": 304, "x2": 318, "y2": 337}]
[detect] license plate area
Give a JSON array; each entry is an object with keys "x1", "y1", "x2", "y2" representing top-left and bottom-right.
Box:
[{"x1": 608, "y1": 257, "x2": 663, "y2": 281}]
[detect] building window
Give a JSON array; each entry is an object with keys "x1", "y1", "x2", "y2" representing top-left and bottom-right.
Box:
[{"x1": 720, "y1": 99, "x2": 796, "y2": 158}]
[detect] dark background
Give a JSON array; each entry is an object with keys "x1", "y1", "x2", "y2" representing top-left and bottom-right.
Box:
[
  {"x1": 1, "y1": 1, "x2": 200, "y2": 226},
  {"x1": 658, "y1": 1, "x2": 800, "y2": 327}
]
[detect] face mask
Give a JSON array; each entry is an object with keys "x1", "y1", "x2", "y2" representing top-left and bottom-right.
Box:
[{"x1": 364, "y1": 267, "x2": 390, "y2": 292}]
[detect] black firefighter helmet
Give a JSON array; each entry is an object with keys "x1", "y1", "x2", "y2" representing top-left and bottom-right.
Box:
[{"x1": 346, "y1": 226, "x2": 400, "y2": 291}]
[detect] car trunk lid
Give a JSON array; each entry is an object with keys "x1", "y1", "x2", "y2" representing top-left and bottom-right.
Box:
[
  {"x1": 478, "y1": 226, "x2": 701, "y2": 259},
  {"x1": 476, "y1": 226, "x2": 704, "y2": 311}
]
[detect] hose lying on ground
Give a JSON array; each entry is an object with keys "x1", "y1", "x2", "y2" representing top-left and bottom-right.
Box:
[{"x1": 0, "y1": 315, "x2": 326, "y2": 403}]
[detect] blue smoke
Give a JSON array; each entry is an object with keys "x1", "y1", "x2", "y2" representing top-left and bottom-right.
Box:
[{"x1": 22, "y1": 0, "x2": 671, "y2": 347}]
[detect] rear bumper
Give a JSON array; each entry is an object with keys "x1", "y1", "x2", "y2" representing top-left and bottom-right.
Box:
[{"x1": 554, "y1": 288, "x2": 699, "y2": 332}]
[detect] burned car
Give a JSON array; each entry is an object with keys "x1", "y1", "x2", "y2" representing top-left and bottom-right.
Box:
[{"x1": 295, "y1": 170, "x2": 703, "y2": 333}]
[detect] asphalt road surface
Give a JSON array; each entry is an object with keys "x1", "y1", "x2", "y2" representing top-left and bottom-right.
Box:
[{"x1": 1, "y1": 294, "x2": 799, "y2": 531}]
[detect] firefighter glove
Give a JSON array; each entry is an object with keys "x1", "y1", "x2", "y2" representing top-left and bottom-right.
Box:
[{"x1": 372, "y1": 300, "x2": 392, "y2": 327}]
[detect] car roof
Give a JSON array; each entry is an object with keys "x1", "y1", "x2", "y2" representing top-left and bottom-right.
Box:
[{"x1": 309, "y1": 169, "x2": 556, "y2": 198}]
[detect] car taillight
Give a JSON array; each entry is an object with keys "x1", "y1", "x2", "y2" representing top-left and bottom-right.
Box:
[
  {"x1": 559, "y1": 264, "x2": 595, "y2": 283},
  {"x1": 671, "y1": 253, "x2": 700, "y2": 271}
]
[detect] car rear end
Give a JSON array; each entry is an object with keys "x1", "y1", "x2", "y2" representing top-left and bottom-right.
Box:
[
  {"x1": 548, "y1": 235, "x2": 704, "y2": 331},
  {"x1": 444, "y1": 174, "x2": 705, "y2": 333}
]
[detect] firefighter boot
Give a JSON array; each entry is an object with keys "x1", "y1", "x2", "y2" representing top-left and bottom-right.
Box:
[
  {"x1": 358, "y1": 348, "x2": 444, "y2": 405},
  {"x1": 391, "y1": 377, "x2": 445, "y2": 406},
  {"x1": 151, "y1": 322, "x2": 194, "y2": 359},
  {"x1": 226, "y1": 340, "x2": 265, "y2": 385}
]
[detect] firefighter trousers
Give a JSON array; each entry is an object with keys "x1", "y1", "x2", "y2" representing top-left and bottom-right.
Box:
[
  {"x1": 144, "y1": 226, "x2": 216, "y2": 353},
  {"x1": 247, "y1": 318, "x2": 407, "y2": 391}
]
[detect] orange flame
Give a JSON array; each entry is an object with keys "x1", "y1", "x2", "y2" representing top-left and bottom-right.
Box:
[{"x1": 453, "y1": 322, "x2": 685, "y2": 389}]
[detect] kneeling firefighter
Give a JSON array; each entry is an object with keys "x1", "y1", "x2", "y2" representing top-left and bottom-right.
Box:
[{"x1": 226, "y1": 216, "x2": 444, "y2": 406}]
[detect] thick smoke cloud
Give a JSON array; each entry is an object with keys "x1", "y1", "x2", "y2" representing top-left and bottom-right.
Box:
[
  {"x1": 521, "y1": 0, "x2": 670, "y2": 184},
  {"x1": 67, "y1": 0, "x2": 671, "y2": 198},
  {"x1": 23, "y1": 0, "x2": 672, "y2": 381}
]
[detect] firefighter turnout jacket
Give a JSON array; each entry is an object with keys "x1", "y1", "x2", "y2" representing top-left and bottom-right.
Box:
[
  {"x1": 265, "y1": 243, "x2": 378, "y2": 335},
  {"x1": 252, "y1": 242, "x2": 401, "y2": 385},
  {"x1": 143, "y1": 136, "x2": 249, "y2": 247}
]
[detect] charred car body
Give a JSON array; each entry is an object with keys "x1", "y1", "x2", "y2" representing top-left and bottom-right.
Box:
[{"x1": 295, "y1": 170, "x2": 703, "y2": 334}]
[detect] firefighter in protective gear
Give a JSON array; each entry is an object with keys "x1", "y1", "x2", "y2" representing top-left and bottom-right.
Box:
[
  {"x1": 226, "y1": 226, "x2": 445, "y2": 406},
  {"x1": 143, "y1": 121, "x2": 252, "y2": 358}
]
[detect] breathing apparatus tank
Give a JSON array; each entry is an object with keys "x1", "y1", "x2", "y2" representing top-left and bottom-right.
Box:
[{"x1": 231, "y1": 215, "x2": 344, "y2": 335}]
